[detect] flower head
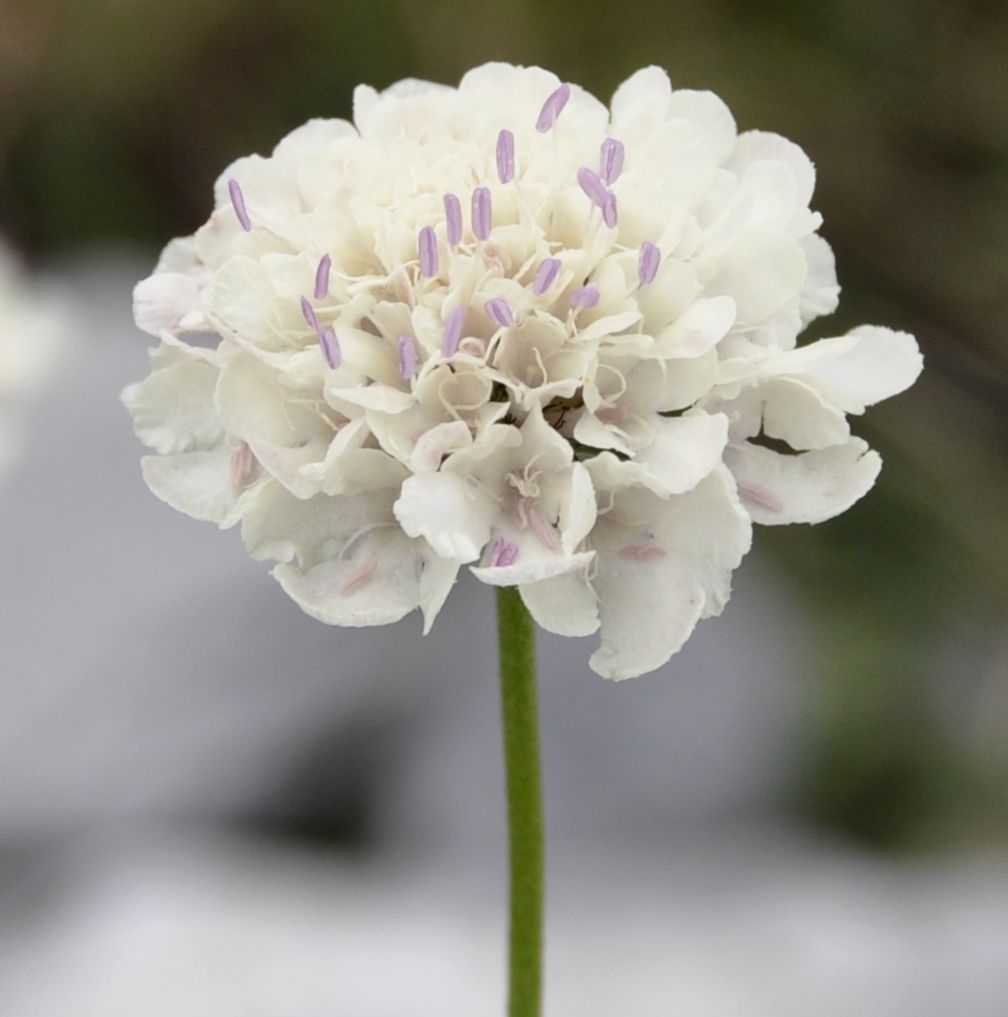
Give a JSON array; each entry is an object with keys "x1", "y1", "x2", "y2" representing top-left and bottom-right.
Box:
[{"x1": 123, "y1": 64, "x2": 922, "y2": 679}]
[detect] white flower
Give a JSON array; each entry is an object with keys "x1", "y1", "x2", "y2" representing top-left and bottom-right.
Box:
[
  {"x1": 0, "y1": 241, "x2": 64, "y2": 468},
  {"x1": 123, "y1": 63, "x2": 922, "y2": 679}
]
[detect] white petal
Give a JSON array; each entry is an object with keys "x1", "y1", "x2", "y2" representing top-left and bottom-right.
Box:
[
  {"x1": 632, "y1": 411, "x2": 730, "y2": 494},
  {"x1": 133, "y1": 272, "x2": 204, "y2": 336},
  {"x1": 471, "y1": 550, "x2": 594, "y2": 587},
  {"x1": 418, "y1": 550, "x2": 461, "y2": 634},
  {"x1": 123, "y1": 356, "x2": 222, "y2": 455},
  {"x1": 705, "y1": 227, "x2": 806, "y2": 326},
  {"x1": 799, "y1": 233, "x2": 840, "y2": 325},
  {"x1": 394, "y1": 472, "x2": 494, "y2": 562},
  {"x1": 559, "y1": 462, "x2": 597, "y2": 553},
  {"x1": 802, "y1": 326, "x2": 923, "y2": 413},
  {"x1": 725, "y1": 437, "x2": 882, "y2": 525},
  {"x1": 610, "y1": 66, "x2": 672, "y2": 126},
  {"x1": 140, "y1": 447, "x2": 260, "y2": 527},
  {"x1": 273, "y1": 526, "x2": 421, "y2": 628},
  {"x1": 519, "y1": 574, "x2": 600, "y2": 637},
  {"x1": 654, "y1": 296, "x2": 736, "y2": 358},
  {"x1": 589, "y1": 467, "x2": 751, "y2": 680}
]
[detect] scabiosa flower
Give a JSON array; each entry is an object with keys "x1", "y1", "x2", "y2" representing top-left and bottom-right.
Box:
[{"x1": 123, "y1": 64, "x2": 922, "y2": 679}]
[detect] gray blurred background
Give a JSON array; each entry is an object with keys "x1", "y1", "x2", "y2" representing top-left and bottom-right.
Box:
[{"x1": 0, "y1": 1, "x2": 1006, "y2": 1013}]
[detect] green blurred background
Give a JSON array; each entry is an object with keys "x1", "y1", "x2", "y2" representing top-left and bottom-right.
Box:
[{"x1": 2, "y1": 0, "x2": 1005, "y2": 851}]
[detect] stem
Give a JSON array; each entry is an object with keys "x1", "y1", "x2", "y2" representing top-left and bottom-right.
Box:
[{"x1": 496, "y1": 587, "x2": 544, "y2": 1017}]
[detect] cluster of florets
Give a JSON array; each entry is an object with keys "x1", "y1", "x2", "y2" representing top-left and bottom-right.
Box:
[{"x1": 124, "y1": 64, "x2": 921, "y2": 678}]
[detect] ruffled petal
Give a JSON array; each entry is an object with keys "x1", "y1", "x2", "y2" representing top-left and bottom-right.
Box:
[
  {"x1": 725, "y1": 437, "x2": 882, "y2": 525},
  {"x1": 589, "y1": 466, "x2": 751, "y2": 679}
]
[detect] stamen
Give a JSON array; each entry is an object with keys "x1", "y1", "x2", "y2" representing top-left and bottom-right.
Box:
[
  {"x1": 638, "y1": 241, "x2": 661, "y2": 285},
  {"x1": 535, "y1": 83, "x2": 571, "y2": 132},
  {"x1": 229, "y1": 441, "x2": 255, "y2": 488},
  {"x1": 314, "y1": 253, "x2": 331, "y2": 299},
  {"x1": 618, "y1": 542, "x2": 667, "y2": 560},
  {"x1": 319, "y1": 326, "x2": 342, "y2": 369},
  {"x1": 300, "y1": 296, "x2": 320, "y2": 332},
  {"x1": 489, "y1": 537, "x2": 520, "y2": 567},
  {"x1": 418, "y1": 226, "x2": 438, "y2": 278},
  {"x1": 533, "y1": 258, "x2": 561, "y2": 295},
  {"x1": 485, "y1": 297, "x2": 514, "y2": 328},
  {"x1": 472, "y1": 187, "x2": 492, "y2": 241},
  {"x1": 496, "y1": 129, "x2": 515, "y2": 183},
  {"x1": 736, "y1": 481, "x2": 783, "y2": 512},
  {"x1": 602, "y1": 191, "x2": 618, "y2": 228},
  {"x1": 340, "y1": 560, "x2": 378, "y2": 595},
  {"x1": 443, "y1": 193, "x2": 463, "y2": 246},
  {"x1": 442, "y1": 306, "x2": 465, "y2": 356},
  {"x1": 398, "y1": 335, "x2": 419, "y2": 379},
  {"x1": 577, "y1": 166, "x2": 608, "y2": 208},
  {"x1": 600, "y1": 138, "x2": 625, "y2": 184},
  {"x1": 227, "y1": 179, "x2": 251, "y2": 232},
  {"x1": 570, "y1": 284, "x2": 600, "y2": 310}
]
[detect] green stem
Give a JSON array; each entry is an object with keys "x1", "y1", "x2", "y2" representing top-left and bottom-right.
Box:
[{"x1": 496, "y1": 587, "x2": 544, "y2": 1017}]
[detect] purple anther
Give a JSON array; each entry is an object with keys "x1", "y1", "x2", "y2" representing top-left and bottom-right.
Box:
[
  {"x1": 472, "y1": 187, "x2": 492, "y2": 241},
  {"x1": 442, "y1": 306, "x2": 465, "y2": 356},
  {"x1": 638, "y1": 241, "x2": 661, "y2": 285},
  {"x1": 570, "y1": 284, "x2": 600, "y2": 310},
  {"x1": 228, "y1": 179, "x2": 251, "y2": 232},
  {"x1": 418, "y1": 226, "x2": 438, "y2": 278},
  {"x1": 600, "y1": 138, "x2": 625, "y2": 184},
  {"x1": 489, "y1": 537, "x2": 520, "y2": 568},
  {"x1": 318, "y1": 327, "x2": 341, "y2": 370},
  {"x1": 485, "y1": 297, "x2": 514, "y2": 328},
  {"x1": 535, "y1": 83, "x2": 571, "y2": 133},
  {"x1": 533, "y1": 258, "x2": 561, "y2": 296},
  {"x1": 602, "y1": 191, "x2": 618, "y2": 228},
  {"x1": 398, "y1": 335, "x2": 419, "y2": 379},
  {"x1": 577, "y1": 166, "x2": 608, "y2": 208},
  {"x1": 496, "y1": 129, "x2": 515, "y2": 184},
  {"x1": 314, "y1": 253, "x2": 331, "y2": 299},
  {"x1": 444, "y1": 193, "x2": 463, "y2": 246},
  {"x1": 300, "y1": 296, "x2": 320, "y2": 332}
]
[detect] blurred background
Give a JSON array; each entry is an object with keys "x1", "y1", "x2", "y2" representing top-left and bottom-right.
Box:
[{"x1": 1, "y1": 1, "x2": 1006, "y2": 1013}]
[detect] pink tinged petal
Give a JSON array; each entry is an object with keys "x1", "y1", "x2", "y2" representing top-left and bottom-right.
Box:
[
  {"x1": 472, "y1": 187, "x2": 492, "y2": 241},
  {"x1": 227, "y1": 178, "x2": 251, "y2": 231},
  {"x1": 442, "y1": 306, "x2": 465, "y2": 356},
  {"x1": 398, "y1": 334, "x2": 419, "y2": 379},
  {"x1": 736, "y1": 481, "x2": 783, "y2": 513},
  {"x1": 340, "y1": 560, "x2": 378, "y2": 595},
  {"x1": 314, "y1": 253, "x2": 331, "y2": 299},
  {"x1": 602, "y1": 190, "x2": 618, "y2": 228},
  {"x1": 418, "y1": 226, "x2": 438, "y2": 277},
  {"x1": 229, "y1": 442, "x2": 255, "y2": 488},
  {"x1": 570, "y1": 284, "x2": 600, "y2": 310},
  {"x1": 318, "y1": 327, "x2": 342, "y2": 369},
  {"x1": 577, "y1": 166, "x2": 609, "y2": 207},
  {"x1": 618, "y1": 542, "x2": 668, "y2": 560},
  {"x1": 443, "y1": 193, "x2": 463, "y2": 245},
  {"x1": 599, "y1": 137, "x2": 625, "y2": 184},
  {"x1": 532, "y1": 258, "x2": 561, "y2": 295},
  {"x1": 535, "y1": 83, "x2": 571, "y2": 132},
  {"x1": 596, "y1": 405, "x2": 631, "y2": 424},
  {"x1": 300, "y1": 296, "x2": 320, "y2": 332},
  {"x1": 496, "y1": 128, "x2": 515, "y2": 183},
  {"x1": 485, "y1": 297, "x2": 514, "y2": 328},
  {"x1": 489, "y1": 537, "x2": 520, "y2": 567},
  {"x1": 638, "y1": 241, "x2": 661, "y2": 285},
  {"x1": 527, "y1": 505, "x2": 561, "y2": 551}
]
